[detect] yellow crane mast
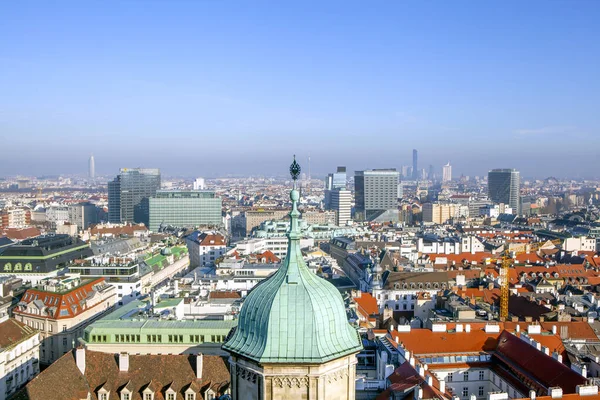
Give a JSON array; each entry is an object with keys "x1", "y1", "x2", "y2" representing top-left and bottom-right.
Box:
[{"x1": 491, "y1": 239, "x2": 561, "y2": 321}]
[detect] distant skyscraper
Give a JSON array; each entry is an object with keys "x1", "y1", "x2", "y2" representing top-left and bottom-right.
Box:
[
  {"x1": 428, "y1": 164, "x2": 434, "y2": 181},
  {"x1": 412, "y1": 149, "x2": 418, "y2": 180},
  {"x1": 88, "y1": 154, "x2": 95, "y2": 179},
  {"x1": 108, "y1": 168, "x2": 161, "y2": 224},
  {"x1": 488, "y1": 169, "x2": 520, "y2": 214},
  {"x1": 443, "y1": 162, "x2": 452, "y2": 182},
  {"x1": 324, "y1": 166, "x2": 346, "y2": 209},
  {"x1": 355, "y1": 169, "x2": 400, "y2": 221}
]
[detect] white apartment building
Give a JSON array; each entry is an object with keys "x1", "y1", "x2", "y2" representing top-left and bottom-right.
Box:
[
  {"x1": 0, "y1": 317, "x2": 41, "y2": 399},
  {"x1": 186, "y1": 232, "x2": 227, "y2": 268},
  {"x1": 330, "y1": 189, "x2": 352, "y2": 226},
  {"x1": 564, "y1": 237, "x2": 596, "y2": 252}
]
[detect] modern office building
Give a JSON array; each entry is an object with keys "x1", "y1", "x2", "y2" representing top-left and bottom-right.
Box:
[
  {"x1": 442, "y1": 162, "x2": 452, "y2": 182},
  {"x1": 324, "y1": 166, "x2": 347, "y2": 209},
  {"x1": 68, "y1": 202, "x2": 98, "y2": 231},
  {"x1": 354, "y1": 169, "x2": 400, "y2": 221},
  {"x1": 330, "y1": 189, "x2": 352, "y2": 226},
  {"x1": 412, "y1": 149, "x2": 418, "y2": 180},
  {"x1": 488, "y1": 169, "x2": 520, "y2": 214},
  {"x1": 88, "y1": 154, "x2": 95, "y2": 179},
  {"x1": 108, "y1": 168, "x2": 161, "y2": 224},
  {"x1": 146, "y1": 190, "x2": 222, "y2": 232}
]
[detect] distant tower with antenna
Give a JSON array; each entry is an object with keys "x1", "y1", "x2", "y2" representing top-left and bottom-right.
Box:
[
  {"x1": 307, "y1": 155, "x2": 311, "y2": 195},
  {"x1": 88, "y1": 154, "x2": 95, "y2": 179}
]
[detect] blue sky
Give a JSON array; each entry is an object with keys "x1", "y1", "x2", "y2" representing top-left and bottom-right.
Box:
[{"x1": 1, "y1": 1, "x2": 599, "y2": 178}]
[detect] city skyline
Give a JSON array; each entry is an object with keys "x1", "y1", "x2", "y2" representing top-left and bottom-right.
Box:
[{"x1": 1, "y1": 1, "x2": 599, "y2": 178}]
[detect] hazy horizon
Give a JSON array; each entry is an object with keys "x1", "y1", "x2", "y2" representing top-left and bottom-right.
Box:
[{"x1": 1, "y1": 1, "x2": 599, "y2": 179}]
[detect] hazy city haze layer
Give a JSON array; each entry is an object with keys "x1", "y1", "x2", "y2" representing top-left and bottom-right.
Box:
[{"x1": 1, "y1": 1, "x2": 599, "y2": 178}]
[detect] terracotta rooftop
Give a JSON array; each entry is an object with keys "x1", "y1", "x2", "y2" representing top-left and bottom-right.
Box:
[
  {"x1": 0, "y1": 318, "x2": 38, "y2": 349},
  {"x1": 494, "y1": 330, "x2": 586, "y2": 393},
  {"x1": 209, "y1": 291, "x2": 242, "y2": 300},
  {"x1": 15, "y1": 278, "x2": 110, "y2": 320},
  {"x1": 354, "y1": 292, "x2": 379, "y2": 318}
]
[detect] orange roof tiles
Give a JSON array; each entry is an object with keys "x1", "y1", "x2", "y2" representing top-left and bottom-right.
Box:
[
  {"x1": 354, "y1": 292, "x2": 379, "y2": 318},
  {"x1": 392, "y1": 328, "x2": 500, "y2": 355},
  {"x1": 17, "y1": 278, "x2": 108, "y2": 320}
]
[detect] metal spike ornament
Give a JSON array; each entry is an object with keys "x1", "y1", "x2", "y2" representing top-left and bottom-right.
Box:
[{"x1": 290, "y1": 155, "x2": 301, "y2": 181}]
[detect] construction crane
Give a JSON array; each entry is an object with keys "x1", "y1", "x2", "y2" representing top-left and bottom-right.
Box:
[{"x1": 489, "y1": 239, "x2": 562, "y2": 321}]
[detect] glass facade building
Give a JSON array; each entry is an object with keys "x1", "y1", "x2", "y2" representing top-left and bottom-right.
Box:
[
  {"x1": 488, "y1": 169, "x2": 520, "y2": 214},
  {"x1": 147, "y1": 190, "x2": 222, "y2": 232},
  {"x1": 108, "y1": 168, "x2": 161, "y2": 224},
  {"x1": 354, "y1": 169, "x2": 400, "y2": 221}
]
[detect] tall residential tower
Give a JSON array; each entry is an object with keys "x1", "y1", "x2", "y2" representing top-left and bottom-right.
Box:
[
  {"x1": 443, "y1": 162, "x2": 452, "y2": 182},
  {"x1": 88, "y1": 154, "x2": 95, "y2": 179}
]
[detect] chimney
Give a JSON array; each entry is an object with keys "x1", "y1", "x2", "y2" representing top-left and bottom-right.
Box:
[
  {"x1": 548, "y1": 387, "x2": 563, "y2": 399},
  {"x1": 530, "y1": 390, "x2": 536, "y2": 400},
  {"x1": 427, "y1": 375, "x2": 433, "y2": 386},
  {"x1": 196, "y1": 354, "x2": 203, "y2": 380},
  {"x1": 439, "y1": 379, "x2": 446, "y2": 393},
  {"x1": 119, "y1": 352, "x2": 129, "y2": 372},
  {"x1": 76, "y1": 348, "x2": 86, "y2": 375},
  {"x1": 409, "y1": 357, "x2": 415, "y2": 366},
  {"x1": 516, "y1": 325, "x2": 520, "y2": 332},
  {"x1": 465, "y1": 324, "x2": 471, "y2": 332},
  {"x1": 552, "y1": 325, "x2": 557, "y2": 335},
  {"x1": 470, "y1": 395, "x2": 477, "y2": 400}
]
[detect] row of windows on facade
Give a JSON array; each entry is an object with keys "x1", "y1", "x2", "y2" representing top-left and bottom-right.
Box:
[
  {"x1": 98, "y1": 391, "x2": 214, "y2": 400},
  {"x1": 424, "y1": 354, "x2": 491, "y2": 365},
  {"x1": 5, "y1": 363, "x2": 37, "y2": 396},
  {"x1": 24, "y1": 319, "x2": 68, "y2": 332},
  {"x1": 446, "y1": 369, "x2": 486, "y2": 381},
  {"x1": 90, "y1": 333, "x2": 227, "y2": 344}
]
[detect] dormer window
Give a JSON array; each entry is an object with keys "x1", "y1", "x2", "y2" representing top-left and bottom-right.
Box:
[
  {"x1": 167, "y1": 394, "x2": 175, "y2": 400},
  {"x1": 121, "y1": 390, "x2": 131, "y2": 400},
  {"x1": 144, "y1": 394, "x2": 154, "y2": 400},
  {"x1": 185, "y1": 387, "x2": 197, "y2": 400}
]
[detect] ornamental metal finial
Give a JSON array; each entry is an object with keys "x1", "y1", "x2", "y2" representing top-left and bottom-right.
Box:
[{"x1": 290, "y1": 155, "x2": 301, "y2": 181}]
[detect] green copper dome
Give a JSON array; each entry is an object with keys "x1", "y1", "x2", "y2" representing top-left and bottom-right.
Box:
[{"x1": 223, "y1": 158, "x2": 362, "y2": 364}]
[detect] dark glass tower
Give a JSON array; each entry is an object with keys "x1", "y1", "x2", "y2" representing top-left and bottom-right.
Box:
[
  {"x1": 107, "y1": 168, "x2": 161, "y2": 224},
  {"x1": 488, "y1": 169, "x2": 520, "y2": 214}
]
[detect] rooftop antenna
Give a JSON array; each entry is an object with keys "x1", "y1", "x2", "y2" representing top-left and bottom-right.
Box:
[{"x1": 308, "y1": 155, "x2": 311, "y2": 196}]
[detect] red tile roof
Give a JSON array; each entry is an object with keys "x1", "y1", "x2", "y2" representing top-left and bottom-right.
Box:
[
  {"x1": 392, "y1": 328, "x2": 500, "y2": 355},
  {"x1": 3, "y1": 227, "x2": 42, "y2": 240},
  {"x1": 354, "y1": 292, "x2": 379, "y2": 318},
  {"x1": 16, "y1": 278, "x2": 110, "y2": 320},
  {"x1": 0, "y1": 318, "x2": 38, "y2": 348},
  {"x1": 494, "y1": 330, "x2": 586, "y2": 393}
]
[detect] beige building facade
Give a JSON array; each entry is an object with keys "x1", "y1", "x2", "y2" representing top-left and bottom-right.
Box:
[{"x1": 230, "y1": 354, "x2": 358, "y2": 400}]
